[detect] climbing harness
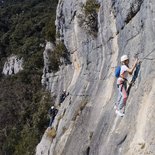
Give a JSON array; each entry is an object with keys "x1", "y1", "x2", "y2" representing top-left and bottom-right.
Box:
[{"x1": 117, "y1": 80, "x2": 127, "y2": 92}]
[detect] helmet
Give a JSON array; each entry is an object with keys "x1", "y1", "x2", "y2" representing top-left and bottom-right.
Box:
[
  {"x1": 121, "y1": 55, "x2": 128, "y2": 62},
  {"x1": 63, "y1": 90, "x2": 66, "y2": 92},
  {"x1": 51, "y1": 106, "x2": 54, "y2": 109}
]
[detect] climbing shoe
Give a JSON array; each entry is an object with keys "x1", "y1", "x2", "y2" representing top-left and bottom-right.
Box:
[
  {"x1": 114, "y1": 105, "x2": 117, "y2": 110},
  {"x1": 114, "y1": 103, "x2": 118, "y2": 110},
  {"x1": 115, "y1": 109, "x2": 124, "y2": 117}
]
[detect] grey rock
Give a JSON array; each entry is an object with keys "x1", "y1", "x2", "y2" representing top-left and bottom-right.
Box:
[
  {"x1": 2, "y1": 55, "x2": 23, "y2": 75},
  {"x1": 37, "y1": 0, "x2": 155, "y2": 155}
]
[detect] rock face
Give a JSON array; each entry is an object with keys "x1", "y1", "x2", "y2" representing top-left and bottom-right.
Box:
[
  {"x1": 2, "y1": 55, "x2": 23, "y2": 75},
  {"x1": 37, "y1": 0, "x2": 155, "y2": 155}
]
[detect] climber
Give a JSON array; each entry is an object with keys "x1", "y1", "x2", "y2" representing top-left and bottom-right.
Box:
[
  {"x1": 48, "y1": 106, "x2": 58, "y2": 127},
  {"x1": 115, "y1": 55, "x2": 138, "y2": 117},
  {"x1": 59, "y1": 90, "x2": 69, "y2": 105}
]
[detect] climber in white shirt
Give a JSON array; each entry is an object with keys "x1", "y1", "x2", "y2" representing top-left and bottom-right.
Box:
[{"x1": 116, "y1": 55, "x2": 138, "y2": 117}]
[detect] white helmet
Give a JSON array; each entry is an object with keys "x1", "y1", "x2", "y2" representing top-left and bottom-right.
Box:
[
  {"x1": 51, "y1": 106, "x2": 54, "y2": 109},
  {"x1": 121, "y1": 55, "x2": 128, "y2": 62}
]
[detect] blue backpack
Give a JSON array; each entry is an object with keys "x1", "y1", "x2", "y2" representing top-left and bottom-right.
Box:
[{"x1": 115, "y1": 66, "x2": 121, "y2": 78}]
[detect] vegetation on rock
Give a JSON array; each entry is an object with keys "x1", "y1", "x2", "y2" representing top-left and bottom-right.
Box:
[
  {"x1": 77, "y1": 0, "x2": 100, "y2": 37},
  {"x1": 84, "y1": 0, "x2": 100, "y2": 16},
  {"x1": 48, "y1": 41, "x2": 71, "y2": 72}
]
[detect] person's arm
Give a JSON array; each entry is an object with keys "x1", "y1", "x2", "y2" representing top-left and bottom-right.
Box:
[{"x1": 126, "y1": 59, "x2": 138, "y2": 75}]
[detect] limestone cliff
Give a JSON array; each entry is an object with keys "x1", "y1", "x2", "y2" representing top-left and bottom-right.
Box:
[
  {"x1": 36, "y1": 0, "x2": 155, "y2": 155},
  {"x1": 2, "y1": 55, "x2": 23, "y2": 75}
]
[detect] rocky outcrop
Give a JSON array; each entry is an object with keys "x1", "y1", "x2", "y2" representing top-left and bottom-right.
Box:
[
  {"x1": 37, "y1": 0, "x2": 155, "y2": 155},
  {"x1": 2, "y1": 55, "x2": 23, "y2": 75},
  {"x1": 41, "y1": 42, "x2": 55, "y2": 87}
]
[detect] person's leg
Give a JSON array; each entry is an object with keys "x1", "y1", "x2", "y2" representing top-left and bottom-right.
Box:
[
  {"x1": 116, "y1": 84, "x2": 124, "y2": 116},
  {"x1": 49, "y1": 118, "x2": 52, "y2": 127},
  {"x1": 123, "y1": 82, "x2": 127, "y2": 113},
  {"x1": 49, "y1": 117, "x2": 54, "y2": 127},
  {"x1": 116, "y1": 87, "x2": 122, "y2": 108},
  {"x1": 118, "y1": 85, "x2": 128, "y2": 111}
]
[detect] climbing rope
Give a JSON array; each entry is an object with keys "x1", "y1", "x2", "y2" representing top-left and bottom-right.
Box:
[
  {"x1": 135, "y1": 47, "x2": 155, "y2": 62},
  {"x1": 127, "y1": 48, "x2": 155, "y2": 95}
]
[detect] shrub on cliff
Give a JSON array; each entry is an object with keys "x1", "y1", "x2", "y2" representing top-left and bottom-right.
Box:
[
  {"x1": 84, "y1": 0, "x2": 100, "y2": 16},
  {"x1": 48, "y1": 41, "x2": 71, "y2": 72},
  {"x1": 77, "y1": 0, "x2": 100, "y2": 36},
  {"x1": 0, "y1": 74, "x2": 53, "y2": 154}
]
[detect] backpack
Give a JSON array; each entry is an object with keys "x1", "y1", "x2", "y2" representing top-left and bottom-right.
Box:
[{"x1": 115, "y1": 66, "x2": 121, "y2": 78}]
